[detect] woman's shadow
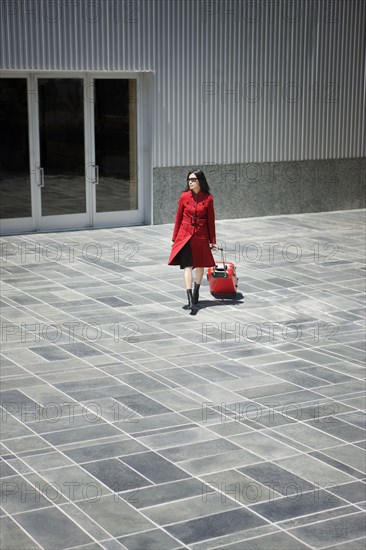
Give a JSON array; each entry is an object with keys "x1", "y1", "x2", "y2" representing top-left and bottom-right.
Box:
[{"x1": 187, "y1": 292, "x2": 245, "y2": 315}]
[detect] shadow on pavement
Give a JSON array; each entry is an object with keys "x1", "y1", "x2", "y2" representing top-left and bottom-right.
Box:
[{"x1": 182, "y1": 293, "x2": 245, "y2": 314}]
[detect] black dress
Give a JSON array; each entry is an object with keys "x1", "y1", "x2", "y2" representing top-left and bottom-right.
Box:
[{"x1": 176, "y1": 240, "x2": 193, "y2": 269}]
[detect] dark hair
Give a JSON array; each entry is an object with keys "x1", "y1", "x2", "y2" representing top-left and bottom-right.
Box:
[{"x1": 185, "y1": 168, "x2": 211, "y2": 194}]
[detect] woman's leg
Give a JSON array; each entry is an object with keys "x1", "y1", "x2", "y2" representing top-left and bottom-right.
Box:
[
  {"x1": 192, "y1": 267, "x2": 204, "y2": 305},
  {"x1": 195, "y1": 268, "x2": 204, "y2": 284},
  {"x1": 184, "y1": 267, "x2": 193, "y2": 289},
  {"x1": 183, "y1": 267, "x2": 196, "y2": 313}
]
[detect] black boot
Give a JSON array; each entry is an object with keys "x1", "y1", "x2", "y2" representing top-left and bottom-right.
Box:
[
  {"x1": 184, "y1": 289, "x2": 197, "y2": 314},
  {"x1": 186, "y1": 289, "x2": 193, "y2": 309},
  {"x1": 193, "y1": 282, "x2": 200, "y2": 305}
]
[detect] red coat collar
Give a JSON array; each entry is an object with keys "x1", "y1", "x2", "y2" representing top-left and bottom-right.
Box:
[{"x1": 190, "y1": 190, "x2": 206, "y2": 200}]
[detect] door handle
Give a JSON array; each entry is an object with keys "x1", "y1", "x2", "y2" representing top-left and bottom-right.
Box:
[
  {"x1": 94, "y1": 164, "x2": 99, "y2": 185},
  {"x1": 38, "y1": 167, "x2": 45, "y2": 188}
]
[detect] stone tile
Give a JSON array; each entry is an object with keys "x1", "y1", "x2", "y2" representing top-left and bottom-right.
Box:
[
  {"x1": 207, "y1": 421, "x2": 255, "y2": 437},
  {"x1": 284, "y1": 401, "x2": 355, "y2": 422},
  {"x1": 273, "y1": 454, "x2": 356, "y2": 486},
  {"x1": 308, "y1": 451, "x2": 365, "y2": 479},
  {"x1": 305, "y1": 417, "x2": 366, "y2": 443},
  {"x1": 63, "y1": 439, "x2": 147, "y2": 463},
  {"x1": 189, "y1": 525, "x2": 279, "y2": 550},
  {"x1": 248, "y1": 409, "x2": 298, "y2": 429},
  {"x1": 114, "y1": 411, "x2": 192, "y2": 434},
  {"x1": 20, "y1": 451, "x2": 75, "y2": 471},
  {"x1": 121, "y1": 478, "x2": 206, "y2": 509},
  {"x1": 0, "y1": 461, "x2": 18, "y2": 478},
  {"x1": 320, "y1": 443, "x2": 366, "y2": 471},
  {"x1": 237, "y1": 381, "x2": 303, "y2": 399},
  {"x1": 159, "y1": 438, "x2": 241, "y2": 462},
  {"x1": 116, "y1": 372, "x2": 171, "y2": 392},
  {"x1": 250, "y1": 489, "x2": 346, "y2": 522},
  {"x1": 256, "y1": 359, "x2": 315, "y2": 373},
  {"x1": 239, "y1": 462, "x2": 316, "y2": 496},
  {"x1": 272, "y1": 423, "x2": 344, "y2": 450},
  {"x1": 165, "y1": 508, "x2": 267, "y2": 545},
  {"x1": 81, "y1": 458, "x2": 153, "y2": 491},
  {"x1": 117, "y1": 529, "x2": 181, "y2": 550},
  {"x1": 136, "y1": 387, "x2": 202, "y2": 410},
  {"x1": 229, "y1": 431, "x2": 301, "y2": 459},
  {"x1": 154, "y1": 367, "x2": 216, "y2": 387},
  {"x1": 300, "y1": 366, "x2": 358, "y2": 384},
  {"x1": 143, "y1": 492, "x2": 240, "y2": 525},
  {"x1": 274, "y1": 369, "x2": 334, "y2": 388},
  {"x1": 325, "y1": 481, "x2": 366, "y2": 504},
  {"x1": 182, "y1": 384, "x2": 244, "y2": 403},
  {"x1": 41, "y1": 424, "x2": 122, "y2": 446},
  {"x1": 221, "y1": 372, "x2": 280, "y2": 391},
  {"x1": 26, "y1": 412, "x2": 105, "y2": 434},
  {"x1": 200, "y1": 468, "x2": 283, "y2": 505},
  {"x1": 2, "y1": 435, "x2": 52, "y2": 455},
  {"x1": 54, "y1": 376, "x2": 118, "y2": 392},
  {"x1": 217, "y1": 530, "x2": 311, "y2": 549},
  {"x1": 69, "y1": 543, "x2": 104, "y2": 550},
  {"x1": 318, "y1": 380, "x2": 365, "y2": 397},
  {"x1": 0, "y1": 517, "x2": 40, "y2": 550},
  {"x1": 114, "y1": 392, "x2": 173, "y2": 416},
  {"x1": 179, "y1": 407, "x2": 223, "y2": 424},
  {"x1": 59, "y1": 343, "x2": 103, "y2": 357},
  {"x1": 29, "y1": 345, "x2": 73, "y2": 361},
  {"x1": 58, "y1": 502, "x2": 111, "y2": 541},
  {"x1": 180, "y1": 448, "x2": 262, "y2": 476},
  {"x1": 76, "y1": 495, "x2": 155, "y2": 537},
  {"x1": 185, "y1": 364, "x2": 240, "y2": 382},
  {"x1": 253, "y1": 389, "x2": 326, "y2": 408},
  {"x1": 15, "y1": 507, "x2": 93, "y2": 549},
  {"x1": 121, "y1": 451, "x2": 190, "y2": 483},
  {"x1": 0, "y1": 474, "x2": 53, "y2": 514},
  {"x1": 138, "y1": 425, "x2": 218, "y2": 449},
  {"x1": 338, "y1": 411, "x2": 366, "y2": 429},
  {"x1": 290, "y1": 512, "x2": 366, "y2": 548},
  {"x1": 322, "y1": 540, "x2": 366, "y2": 550},
  {"x1": 341, "y1": 395, "x2": 366, "y2": 409},
  {"x1": 0, "y1": 389, "x2": 43, "y2": 422},
  {"x1": 277, "y1": 504, "x2": 360, "y2": 530}
]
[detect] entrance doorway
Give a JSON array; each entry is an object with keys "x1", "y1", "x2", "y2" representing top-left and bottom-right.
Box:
[{"x1": 0, "y1": 73, "x2": 144, "y2": 234}]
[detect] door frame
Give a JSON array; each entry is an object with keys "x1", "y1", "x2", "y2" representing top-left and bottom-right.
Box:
[
  {"x1": 32, "y1": 71, "x2": 90, "y2": 231},
  {"x1": 0, "y1": 73, "x2": 36, "y2": 234},
  {"x1": 0, "y1": 70, "x2": 153, "y2": 235},
  {"x1": 87, "y1": 72, "x2": 144, "y2": 229}
]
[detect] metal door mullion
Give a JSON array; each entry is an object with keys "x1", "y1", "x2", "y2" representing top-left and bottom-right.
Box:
[
  {"x1": 85, "y1": 73, "x2": 96, "y2": 227},
  {"x1": 29, "y1": 73, "x2": 42, "y2": 230}
]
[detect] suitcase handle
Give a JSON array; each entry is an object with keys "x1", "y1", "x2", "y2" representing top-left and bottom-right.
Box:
[
  {"x1": 210, "y1": 245, "x2": 225, "y2": 262},
  {"x1": 210, "y1": 245, "x2": 228, "y2": 276}
]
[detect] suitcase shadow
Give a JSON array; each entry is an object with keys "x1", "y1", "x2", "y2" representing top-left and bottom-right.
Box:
[{"x1": 192, "y1": 292, "x2": 245, "y2": 313}]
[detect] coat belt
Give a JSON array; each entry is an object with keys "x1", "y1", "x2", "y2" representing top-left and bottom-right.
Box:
[{"x1": 190, "y1": 216, "x2": 206, "y2": 227}]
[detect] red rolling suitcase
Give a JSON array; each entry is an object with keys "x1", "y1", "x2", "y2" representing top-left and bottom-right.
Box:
[{"x1": 207, "y1": 247, "x2": 238, "y2": 298}]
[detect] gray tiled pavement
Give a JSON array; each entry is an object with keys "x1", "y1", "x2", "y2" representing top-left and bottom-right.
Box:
[{"x1": 0, "y1": 209, "x2": 365, "y2": 550}]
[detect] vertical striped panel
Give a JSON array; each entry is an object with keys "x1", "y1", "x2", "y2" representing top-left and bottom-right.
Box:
[{"x1": 0, "y1": 0, "x2": 364, "y2": 165}]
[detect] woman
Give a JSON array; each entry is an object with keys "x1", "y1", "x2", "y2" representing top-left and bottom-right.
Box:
[{"x1": 168, "y1": 168, "x2": 218, "y2": 313}]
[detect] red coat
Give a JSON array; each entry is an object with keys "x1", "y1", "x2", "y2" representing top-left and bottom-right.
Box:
[{"x1": 168, "y1": 190, "x2": 217, "y2": 268}]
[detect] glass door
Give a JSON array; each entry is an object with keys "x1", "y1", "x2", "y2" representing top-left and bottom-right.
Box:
[
  {"x1": 91, "y1": 78, "x2": 141, "y2": 226},
  {"x1": 1, "y1": 73, "x2": 144, "y2": 235},
  {"x1": 35, "y1": 76, "x2": 89, "y2": 230},
  {"x1": 0, "y1": 77, "x2": 34, "y2": 234}
]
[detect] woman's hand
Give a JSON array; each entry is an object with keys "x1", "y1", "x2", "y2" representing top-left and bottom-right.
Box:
[
  {"x1": 171, "y1": 241, "x2": 175, "y2": 247},
  {"x1": 211, "y1": 243, "x2": 219, "y2": 252}
]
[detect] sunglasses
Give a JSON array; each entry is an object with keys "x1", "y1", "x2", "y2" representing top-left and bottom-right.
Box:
[{"x1": 187, "y1": 177, "x2": 198, "y2": 182}]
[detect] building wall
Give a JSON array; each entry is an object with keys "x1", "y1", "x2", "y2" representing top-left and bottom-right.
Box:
[
  {"x1": 154, "y1": 158, "x2": 366, "y2": 224},
  {"x1": 1, "y1": 0, "x2": 365, "y2": 224}
]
